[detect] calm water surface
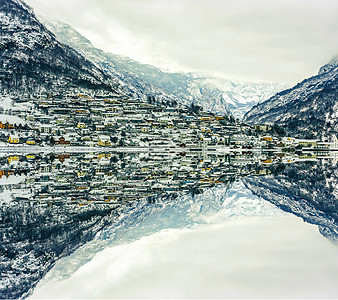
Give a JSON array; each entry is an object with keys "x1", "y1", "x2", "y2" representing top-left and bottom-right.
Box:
[{"x1": 0, "y1": 151, "x2": 337, "y2": 298}]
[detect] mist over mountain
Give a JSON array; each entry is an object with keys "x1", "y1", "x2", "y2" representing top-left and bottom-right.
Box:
[
  {"x1": 0, "y1": 0, "x2": 119, "y2": 97},
  {"x1": 244, "y1": 55, "x2": 338, "y2": 139},
  {"x1": 0, "y1": 0, "x2": 286, "y2": 117},
  {"x1": 40, "y1": 17, "x2": 286, "y2": 118}
]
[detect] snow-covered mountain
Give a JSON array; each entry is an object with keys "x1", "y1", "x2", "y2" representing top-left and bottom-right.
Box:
[
  {"x1": 0, "y1": 0, "x2": 120, "y2": 97},
  {"x1": 244, "y1": 160, "x2": 338, "y2": 242},
  {"x1": 244, "y1": 55, "x2": 338, "y2": 139},
  {"x1": 319, "y1": 55, "x2": 338, "y2": 75},
  {"x1": 40, "y1": 17, "x2": 286, "y2": 118},
  {"x1": 185, "y1": 74, "x2": 288, "y2": 119},
  {"x1": 0, "y1": 173, "x2": 277, "y2": 299},
  {"x1": 11, "y1": 181, "x2": 282, "y2": 298},
  {"x1": 0, "y1": 199, "x2": 117, "y2": 299}
]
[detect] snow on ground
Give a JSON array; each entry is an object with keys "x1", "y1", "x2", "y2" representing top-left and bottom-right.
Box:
[
  {"x1": 0, "y1": 189, "x2": 15, "y2": 203},
  {"x1": 0, "y1": 175, "x2": 26, "y2": 185},
  {"x1": 0, "y1": 97, "x2": 14, "y2": 110},
  {"x1": 0, "y1": 114, "x2": 26, "y2": 124}
]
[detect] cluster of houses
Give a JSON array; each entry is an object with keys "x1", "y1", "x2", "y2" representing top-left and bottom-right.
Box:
[
  {"x1": 0, "y1": 94, "x2": 275, "y2": 148},
  {"x1": 0, "y1": 150, "x2": 294, "y2": 205},
  {"x1": 1, "y1": 94, "x2": 337, "y2": 209},
  {"x1": 1, "y1": 144, "x2": 336, "y2": 206},
  {"x1": 1, "y1": 94, "x2": 337, "y2": 152}
]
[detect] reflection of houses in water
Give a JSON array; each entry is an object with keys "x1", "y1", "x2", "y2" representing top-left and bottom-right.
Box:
[
  {"x1": 0, "y1": 170, "x2": 14, "y2": 178},
  {"x1": 0, "y1": 150, "x2": 330, "y2": 205}
]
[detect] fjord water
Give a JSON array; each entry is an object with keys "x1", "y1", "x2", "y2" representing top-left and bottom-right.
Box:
[
  {"x1": 1, "y1": 152, "x2": 338, "y2": 298},
  {"x1": 31, "y1": 216, "x2": 338, "y2": 299},
  {"x1": 29, "y1": 180, "x2": 338, "y2": 299}
]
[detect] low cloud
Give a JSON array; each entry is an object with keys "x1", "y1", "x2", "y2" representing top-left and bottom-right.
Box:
[{"x1": 25, "y1": 0, "x2": 338, "y2": 84}]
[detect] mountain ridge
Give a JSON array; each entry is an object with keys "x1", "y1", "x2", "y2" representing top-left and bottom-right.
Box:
[
  {"x1": 40, "y1": 16, "x2": 287, "y2": 118},
  {"x1": 244, "y1": 55, "x2": 338, "y2": 139},
  {"x1": 0, "y1": 0, "x2": 120, "y2": 97}
]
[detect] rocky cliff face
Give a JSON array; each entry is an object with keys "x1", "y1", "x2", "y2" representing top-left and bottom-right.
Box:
[
  {"x1": 41, "y1": 17, "x2": 286, "y2": 118},
  {"x1": 244, "y1": 56, "x2": 338, "y2": 139},
  {"x1": 319, "y1": 55, "x2": 338, "y2": 75},
  {"x1": 243, "y1": 160, "x2": 338, "y2": 242},
  {"x1": 0, "y1": 0, "x2": 119, "y2": 97}
]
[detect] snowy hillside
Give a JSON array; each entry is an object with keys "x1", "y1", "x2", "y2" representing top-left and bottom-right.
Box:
[
  {"x1": 244, "y1": 55, "x2": 338, "y2": 139},
  {"x1": 17, "y1": 181, "x2": 283, "y2": 296},
  {"x1": 41, "y1": 17, "x2": 286, "y2": 118},
  {"x1": 0, "y1": 0, "x2": 120, "y2": 97},
  {"x1": 244, "y1": 160, "x2": 338, "y2": 242},
  {"x1": 185, "y1": 74, "x2": 287, "y2": 119}
]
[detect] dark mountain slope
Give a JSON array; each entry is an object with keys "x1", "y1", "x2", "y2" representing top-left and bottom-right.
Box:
[
  {"x1": 244, "y1": 160, "x2": 338, "y2": 242},
  {"x1": 0, "y1": 201, "x2": 117, "y2": 299},
  {"x1": 244, "y1": 57, "x2": 338, "y2": 139},
  {"x1": 0, "y1": 0, "x2": 119, "y2": 97}
]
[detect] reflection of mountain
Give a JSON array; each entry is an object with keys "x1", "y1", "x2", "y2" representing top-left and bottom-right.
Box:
[
  {"x1": 1, "y1": 151, "x2": 336, "y2": 298},
  {"x1": 0, "y1": 201, "x2": 116, "y2": 299},
  {"x1": 0, "y1": 151, "x2": 273, "y2": 299},
  {"x1": 32, "y1": 181, "x2": 283, "y2": 289},
  {"x1": 243, "y1": 160, "x2": 338, "y2": 241}
]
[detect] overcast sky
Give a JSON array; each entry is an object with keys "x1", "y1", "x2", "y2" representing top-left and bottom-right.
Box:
[{"x1": 25, "y1": 0, "x2": 338, "y2": 85}]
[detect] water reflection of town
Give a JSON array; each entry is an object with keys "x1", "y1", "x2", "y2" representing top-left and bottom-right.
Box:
[
  {"x1": 1, "y1": 149, "x2": 338, "y2": 300},
  {"x1": 1, "y1": 149, "x2": 336, "y2": 205}
]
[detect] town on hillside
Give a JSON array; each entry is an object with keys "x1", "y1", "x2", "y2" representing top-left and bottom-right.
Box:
[{"x1": 0, "y1": 94, "x2": 337, "y2": 151}]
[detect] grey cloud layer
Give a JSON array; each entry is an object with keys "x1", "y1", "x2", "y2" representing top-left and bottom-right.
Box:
[{"x1": 26, "y1": 0, "x2": 338, "y2": 84}]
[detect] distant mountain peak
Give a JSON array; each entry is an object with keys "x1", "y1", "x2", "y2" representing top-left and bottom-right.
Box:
[
  {"x1": 38, "y1": 16, "x2": 286, "y2": 118},
  {"x1": 318, "y1": 54, "x2": 338, "y2": 75}
]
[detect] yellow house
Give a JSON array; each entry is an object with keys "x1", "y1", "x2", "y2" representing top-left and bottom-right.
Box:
[
  {"x1": 98, "y1": 153, "x2": 111, "y2": 159},
  {"x1": 77, "y1": 171, "x2": 86, "y2": 177},
  {"x1": 8, "y1": 136, "x2": 20, "y2": 144},
  {"x1": 261, "y1": 159, "x2": 273, "y2": 164},
  {"x1": 261, "y1": 136, "x2": 273, "y2": 142},
  {"x1": 98, "y1": 139, "x2": 111, "y2": 146},
  {"x1": 105, "y1": 99, "x2": 120, "y2": 104},
  {"x1": 26, "y1": 139, "x2": 36, "y2": 145},
  {"x1": 78, "y1": 94, "x2": 89, "y2": 98},
  {"x1": 8, "y1": 156, "x2": 20, "y2": 163},
  {"x1": 201, "y1": 117, "x2": 212, "y2": 121}
]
